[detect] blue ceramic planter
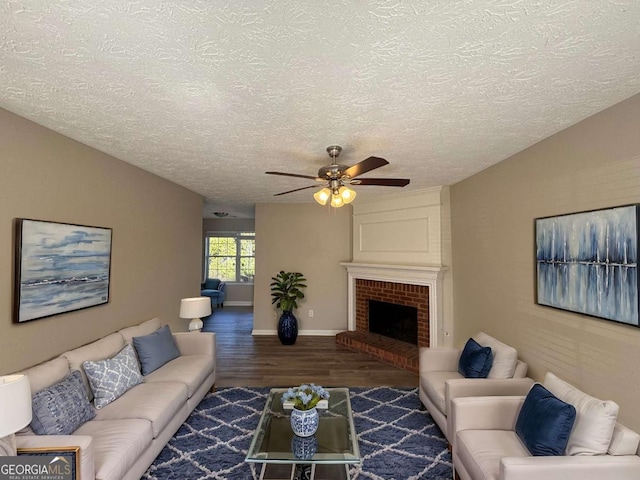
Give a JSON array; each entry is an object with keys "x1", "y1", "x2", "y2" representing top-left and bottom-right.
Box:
[
  {"x1": 290, "y1": 407, "x2": 319, "y2": 437},
  {"x1": 278, "y1": 311, "x2": 298, "y2": 345}
]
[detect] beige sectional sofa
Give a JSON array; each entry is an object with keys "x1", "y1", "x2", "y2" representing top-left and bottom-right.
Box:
[{"x1": 15, "y1": 317, "x2": 216, "y2": 480}]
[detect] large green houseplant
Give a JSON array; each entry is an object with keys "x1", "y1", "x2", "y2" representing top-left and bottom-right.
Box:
[{"x1": 270, "y1": 271, "x2": 307, "y2": 344}]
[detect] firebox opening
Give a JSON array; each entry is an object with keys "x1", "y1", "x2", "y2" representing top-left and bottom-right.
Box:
[{"x1": 368, "y1": 299, "x2": 418, "y2": 345}]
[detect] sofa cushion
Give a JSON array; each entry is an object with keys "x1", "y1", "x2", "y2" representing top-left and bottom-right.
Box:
[
  {"x1": 143, "y1": 355, "x2": 214, "y2": 398},
  {"x1": 133, "y1": 325, "x2": 181, "y2": 375},
  {"x1": 63, "y1": 333, "x2": 125, "y2": 401},
  {"x1": 30, "y1": 370, "x2": 96, "y2": 435},
  {"x1": 420, "y1": 370, "x2": 462, "y2": 415},
  {"x1": 474, "y1": 332, "x2": 518, "y2": 379},
  {"x1": 456, "y1": 430, "x2": 530, "y2": 480},
  {"x1": 458, "y1": 338, "x2": 493, "y2": 378},
  {"x1": 119, "y1": 317, "x2": 161, "y2": 345},
  {"x1": 93, "y1": 382, "x2": 187, "y2": 438},
  {"x1": 544, "y1": 372, "x2": 619, "y2": 455},
  {"x1": 515, "y1": 383, "x2": 576, "y2": 456},
  {"x1": 83, "y1": 344, "x2": 143, "y2": 409},
  {"x1": 74, "y1": 419, "x2": 153, "y2": 480},
  {"x1": 19, "y1": 357, "x2": 70, "y2": 395}
]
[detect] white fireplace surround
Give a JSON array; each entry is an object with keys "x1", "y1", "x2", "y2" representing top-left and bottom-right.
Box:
[{"x1": 341, "y1": 262, "x2": 447, "y2": 348}]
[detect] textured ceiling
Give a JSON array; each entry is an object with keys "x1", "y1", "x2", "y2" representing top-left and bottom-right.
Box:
[{"x1": 1, "y1": 1, "x2": 639, "y2": 218}]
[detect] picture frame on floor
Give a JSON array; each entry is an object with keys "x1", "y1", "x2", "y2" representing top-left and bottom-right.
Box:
[
  {"x1": 17, "y1": 446, "x2": 80, "y2": 480},
  {"x1": 535, "y1": 204, "x2": 639, "y2": 327},
  {"x1": 13, "y1": 218, "x2": 112, "y2": 324}
]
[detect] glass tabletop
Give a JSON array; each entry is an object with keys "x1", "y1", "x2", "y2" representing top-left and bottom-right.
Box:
[{"x1": 245, "y1": 387, "x2": 360, "y2": 465}]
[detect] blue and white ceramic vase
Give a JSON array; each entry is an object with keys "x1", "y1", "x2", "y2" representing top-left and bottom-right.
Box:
[
  {"x1": 278, "y1": 311, "x2": 298, "y2": 345},
  {"x1": 291, "y1": 434, "x2": 318, "y2": 459},
  {"x1": 290, "y1": 407, "x2": 319, "y2": 437}
]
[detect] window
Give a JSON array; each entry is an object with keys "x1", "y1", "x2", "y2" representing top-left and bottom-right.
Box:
[{"x1": 205, "y1": 232, "x2": 255, "y2": 283}]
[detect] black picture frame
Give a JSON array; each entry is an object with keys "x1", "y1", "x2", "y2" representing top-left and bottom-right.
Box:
[
  {"x1": 14, "y1": 218, "x2": 113, "y2": 323},
  {"x1": 535, "y1": 204, "x2": 639, "y2": 327}
]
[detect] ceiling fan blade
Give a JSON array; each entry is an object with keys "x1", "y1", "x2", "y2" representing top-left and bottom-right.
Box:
[
  {"x1": 342, "y1": 156, "x2": 389, "y2": 178},
  {"x1": 266, "y1": 171, "x2": 320, "y2": 181},
  {"x1": 273, "y1": 185, "x2": 322, "y2": 196},
  {"x1": 354, "y1": 178, "x2": 410, "y2": 187}
]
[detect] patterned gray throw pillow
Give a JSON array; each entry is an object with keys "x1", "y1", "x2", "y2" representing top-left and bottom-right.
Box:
[
  {"x1": 31, "y1": 370, "x2": 96, "y2": 435},
  {"x1": 83, "y1": 343, "x2": 143, "y2": 409}
]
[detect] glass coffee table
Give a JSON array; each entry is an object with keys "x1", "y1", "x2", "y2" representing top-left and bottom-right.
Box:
[{"x1": 245, "y1": 387, "x2": 360, "y2": 480}]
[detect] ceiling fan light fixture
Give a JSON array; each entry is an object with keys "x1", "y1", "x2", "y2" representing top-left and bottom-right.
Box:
[
  {"x1": 339, "y1": 186, "x2": 356, "y2": 204},
  {"x1": 313, "y1": 187, "x2": 331, "y2": 205},
  {"x1": 330, "y1": 193, "x2": 345, "y2": 208}
]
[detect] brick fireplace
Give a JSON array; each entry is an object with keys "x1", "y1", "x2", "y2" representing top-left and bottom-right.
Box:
[{"x1": 337, "y1": 263, "x2": 446, "y2": 373}]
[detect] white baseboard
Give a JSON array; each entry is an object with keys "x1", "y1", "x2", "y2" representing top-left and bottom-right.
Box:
[
  {"x1": 223, "y1": 301, "x2": 253, "y2": 307},
  {"x1": 252, "y1": 329, "x2": 344, "y2": 336}
]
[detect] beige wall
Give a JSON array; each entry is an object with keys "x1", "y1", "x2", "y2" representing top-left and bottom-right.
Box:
[
  {"x1": 0, "y1": 108, "x2": 203, "y2": 374},
  {"x1": 253, "y1": 203, "x2": 351, "y2": 334},
  {"x1": 202, "y1": 217, "x2": 256, "y2": 304},
  {"x1": 450, "y1": 94, "x2": 640, "y2": 431}
]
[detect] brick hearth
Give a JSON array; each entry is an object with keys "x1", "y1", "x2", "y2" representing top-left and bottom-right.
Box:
[{"x1": 336, "y1": 279, "x2": 429, "y2": 373}]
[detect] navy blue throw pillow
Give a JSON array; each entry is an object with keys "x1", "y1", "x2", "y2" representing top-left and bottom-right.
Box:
[
  {"x1": 457, "y1": 338, "x2": 493, "y2": 378},
  {"x1": 515, "y1": 383, "x2": 577, "y2": 456}
]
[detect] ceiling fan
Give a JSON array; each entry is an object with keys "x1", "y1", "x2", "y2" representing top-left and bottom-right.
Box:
[{"x1": 265, "y1": 145, "x2": 410, "y2": 207}]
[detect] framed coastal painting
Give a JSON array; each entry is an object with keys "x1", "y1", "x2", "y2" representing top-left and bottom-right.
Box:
[
  {"x1": 13, "y1": 219, "x2": 112, "y2": 323},
  {"x1": 535, "y1": 204, "x2": 639, "y2": 327}
]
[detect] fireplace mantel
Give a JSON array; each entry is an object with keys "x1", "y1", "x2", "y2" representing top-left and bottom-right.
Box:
[{"x1": 341, "y1": 262, "x2": 447, "y2": 347}]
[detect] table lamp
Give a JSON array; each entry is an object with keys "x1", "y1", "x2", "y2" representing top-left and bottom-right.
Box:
[
  {"x1": 180, "y1": 297, "x2": 212, "y2": 332},
  {"x1": 0, "y1": 374, "x2": 32, "y2": 455}
]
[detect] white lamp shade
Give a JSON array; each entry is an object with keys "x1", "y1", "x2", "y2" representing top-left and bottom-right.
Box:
[
  {"x1": 0, "y1": 374, "x2": 32, "y2": 437},
  {"x1": 179, "y1": 297, "x2": 212, "y2": 319}
]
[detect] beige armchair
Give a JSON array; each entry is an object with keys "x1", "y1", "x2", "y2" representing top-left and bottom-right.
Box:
[
  {"x1": 419, "y1": 332, "x2": 534, "y2": 443},
  {"x1": 451, "y1": 388, "x2": 640, "y2": 480}
]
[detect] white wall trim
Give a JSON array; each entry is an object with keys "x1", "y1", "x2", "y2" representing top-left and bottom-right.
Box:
[
  {"x1": 340, "y1": 262, "x2": 448, "y2": 347},
  {"x1": 252, "y1": 329, "x2": 344, "y2": 336}
]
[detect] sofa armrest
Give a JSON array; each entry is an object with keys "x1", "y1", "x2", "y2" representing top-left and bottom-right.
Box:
[
  {"x1": 16, "y1": 434, "x2": 95, "y2": 480},
  {"x1": 501, "y1": 455, "x2": 640, "y2": 480},
  {"x1": 419, "y1": 348, "x2": 460, "y2": 372},
  {"x1": 173, "y1": 332, "x2": 216, "y2": 357},
  {"x1": 451, "y1": 396, "x2": 525, "y2": 450}
]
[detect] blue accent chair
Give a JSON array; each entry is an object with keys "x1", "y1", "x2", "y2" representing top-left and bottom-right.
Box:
[{"x1": 200, "y1": 278, "x2": 226, "y2": 309}]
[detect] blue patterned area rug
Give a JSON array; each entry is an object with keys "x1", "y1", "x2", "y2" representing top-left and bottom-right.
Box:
[{"x1": 143, "y1": 387, "x2": 452, "y2": 480}]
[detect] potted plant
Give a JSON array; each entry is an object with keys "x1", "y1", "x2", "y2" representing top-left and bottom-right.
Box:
[
  {"x1": 270, "y1": 271, "x2": 307, "y2": 345},
  {"x1": 281, "y1": 383, "x2": 330, "y2": 438}
]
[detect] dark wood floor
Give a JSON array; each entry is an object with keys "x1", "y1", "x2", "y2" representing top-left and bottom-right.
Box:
[{"x1": 203, "y1": 306, "x2": 419, "y2": 388}]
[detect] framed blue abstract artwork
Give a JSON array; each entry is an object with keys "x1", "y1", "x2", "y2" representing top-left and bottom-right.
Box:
[
  {"x1": 535, "y1": 205, "x2": 639, "y2": 327},
  {"x1": 13, "y1": 219, "x2": 112, "y2": 323}
]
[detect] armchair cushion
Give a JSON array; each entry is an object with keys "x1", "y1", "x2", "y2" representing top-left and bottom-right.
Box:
[
  {"x1": 544, "y1": 372, "x2": 619, "y2": 456},
  {"x1": 475, "y1": 332, "x2": 519, "y2": 379},
  {"x1": 458, "y1": 338, "x2": 493, "y2": 378},
  {"x1": 515, "y1": 384, "x2": 576, "y2": 456}
]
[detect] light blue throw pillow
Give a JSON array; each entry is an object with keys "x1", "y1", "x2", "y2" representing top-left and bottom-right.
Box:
[
  {"x1": 83, "y1": 343, "x2": 143, "y2": 409},
  {"x1": 31, "y1": 370, "x2": 96, "y2": 435},
  {"x1": 132, "y1": 324, "x2": 180, "y2": 376}
]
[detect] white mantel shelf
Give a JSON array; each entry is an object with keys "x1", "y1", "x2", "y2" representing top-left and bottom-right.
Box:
[{"x1": 340, "y1": 262, "x2": 448, "y2": 348}]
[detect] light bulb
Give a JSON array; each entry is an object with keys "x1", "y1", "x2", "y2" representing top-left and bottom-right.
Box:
[
  {"x1": 331, "y1": 194, "x2": 344, "y2": 208},
  {"x1": 313, "y1": 188, "x2": 331, "y2": 205},
  {"x1": 339, "y1": 186, "x2": 357, "y2": 204}
]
